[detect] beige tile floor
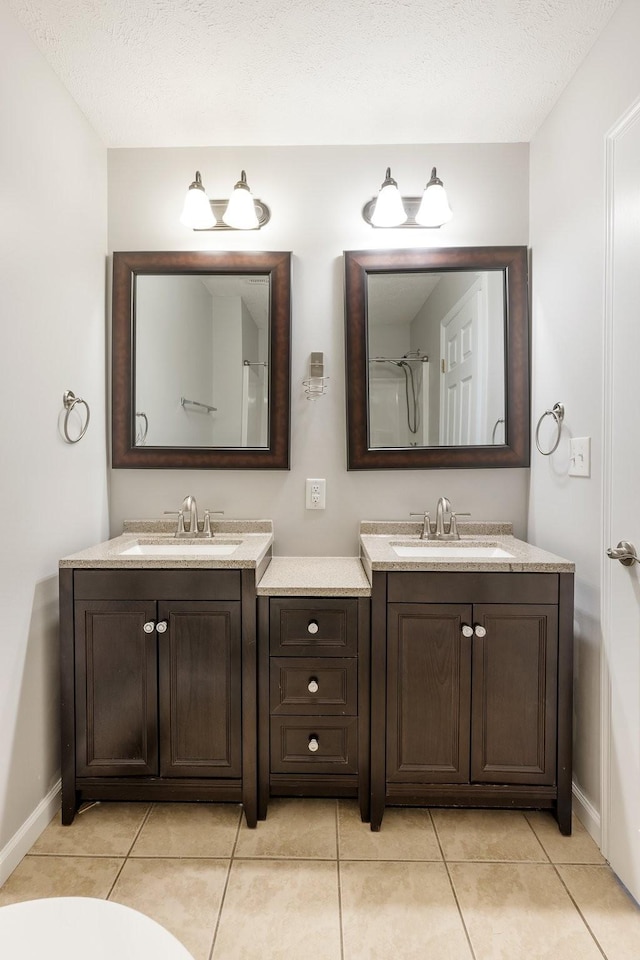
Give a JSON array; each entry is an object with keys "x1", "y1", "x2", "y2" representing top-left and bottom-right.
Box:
[{"x1": 1, "y1": 799, "x2": 639, "y2": 960}]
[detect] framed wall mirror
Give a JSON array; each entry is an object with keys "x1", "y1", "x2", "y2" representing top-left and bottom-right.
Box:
[
  {"x1": 112, "y1": 250, "x2": 291, "y2": 468},
  {"x1": 344, "y1": 246, "x2": 530, "y2": 469}
]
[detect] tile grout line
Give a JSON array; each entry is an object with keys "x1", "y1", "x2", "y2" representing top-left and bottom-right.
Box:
[
  {"x1": 106, "y1": 801, "x2": 154, "y2": 900},
  {"x1": 207, "y1": 804, "x2": 243, "y2": 960},
  {"x1": 552, "y1": 863, "x2": 610, "y2": 960},
  {"x1": 430, "y1": 810, "x2": 479, "y2": 960},
  {"x1": 335, "y1": 801, "x2": 345, "y2": 960},
  {"x1": 522, "y1": 811, "x2": 553, "y2": 863}
]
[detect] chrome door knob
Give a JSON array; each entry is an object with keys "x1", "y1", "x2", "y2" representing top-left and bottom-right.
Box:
[
  {"x1": 156, "y1": 621, "x2": 168, "y2": 633},
  {"x1": 308, "y1": 736, "x2": 320, "y2": 753},
  {"x1": 474, "y1": 625, "x2": 487, "y2": 638},
  {"x1": 307, "y1": 678, "x2": 319, "y2": 693},
  {"x1": 607, "y1": 540, "x2": 639, "y2": 566},
  {"x1": 307, "y1": 620, "x2": 319, "y2": 635},
  {"x1": 461, "y1": 624, "x2": 474, "y2": 638},
  {"x1": 143, "y1": 621, "x2": 155, "y2": 634}
]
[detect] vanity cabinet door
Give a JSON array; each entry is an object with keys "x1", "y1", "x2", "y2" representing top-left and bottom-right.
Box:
[
  {"x1": 386, "y1": 603, "x2": 472, "y2": 783},
  {"x1": 74, "y1": 600, "x2": 159, "y2": 777},
  {"x1": 158, "y1": 601, "x2": 242, "y2": 778},
  {"x1": 471, "y1": 604, "x2": 558, "y2": 785}
]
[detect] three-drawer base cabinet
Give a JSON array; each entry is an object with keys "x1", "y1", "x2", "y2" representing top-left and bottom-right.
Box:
[
  {"x1": 370, "y1": 571, "x2": 574, "y2": 834},
  {"x1": 59, "y1": 568, "x2": 259, "y2": 826},
  {"x1": 257, "y1": 597, "x2": 370, "y2": 822}
]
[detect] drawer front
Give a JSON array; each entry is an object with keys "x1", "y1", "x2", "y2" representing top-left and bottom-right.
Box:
[
  {"x1": 387, "y1": 572, "x2": 558, "y2": 606},
  {"x1": 270, "y1": 598, "x2": 358, "y2": 656},
  {"x1": 270, "y1": 658, "x2": 357, "y2": 715},
  {"x1": 270, "y1": 717, "x2": 358, "y2": 774},
  {"x1": 73, "y1": 569, "x2": 242, "y2": 601}
]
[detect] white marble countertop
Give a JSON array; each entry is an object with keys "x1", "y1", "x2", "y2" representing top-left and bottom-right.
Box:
[
  {"x1": 59, "y1": 520, "x2": 273, "y2": 572},
  {"x1": 359, "y1": 521, "x2": 575, "y2": 575},
  {"x1": 256, "y1": 557, "x2": 371, "y2": 596}
]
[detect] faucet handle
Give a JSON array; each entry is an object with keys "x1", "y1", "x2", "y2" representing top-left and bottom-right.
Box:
[
  {"x1": 202, "y1": 509, "x2": 224, "y2": 538},
  {"x1": 449, "y1": 512, "x2": 471, "y2": 538},
  {"x1": 163, "y1": 510, "x2": 186, "y2": 537},
  {"x1": 410, "y1": 511, "x2": 433, "y2": 540}
]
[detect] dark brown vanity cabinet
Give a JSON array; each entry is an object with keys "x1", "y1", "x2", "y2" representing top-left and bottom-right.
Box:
[
  {"x1": 258, "y1": 597, "x2": 370, "y2": 822},
  {"x1": 60, "y1": 568, "x2": 258, "y2": 826},
  {"x1": 371, "y1": 571, "x2": 574, "y2": 834}
]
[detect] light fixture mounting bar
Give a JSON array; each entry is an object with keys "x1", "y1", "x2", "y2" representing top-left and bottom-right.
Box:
[
  {"x1": 194, "y1": 199, "x2": 271, "y2": 231},
  {"x1": 362, "y1": 197, "x2": 443, "y2": 228}
]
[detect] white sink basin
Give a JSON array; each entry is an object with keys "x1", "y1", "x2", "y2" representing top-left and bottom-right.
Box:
[
  {"x1": 390, "y1": 541, "x2": 514, "y2": 559},
  {"x1": 119, "y1": 540, "x2": 242, "y2": 557}
]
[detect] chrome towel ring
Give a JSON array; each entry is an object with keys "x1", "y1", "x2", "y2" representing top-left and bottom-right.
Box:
[
  {"x1": 63, "y1": 390, "x2": 90, "y2": 443},
  {"x1": 535, "y1": 402, "x2": 564, "y2": 455}
]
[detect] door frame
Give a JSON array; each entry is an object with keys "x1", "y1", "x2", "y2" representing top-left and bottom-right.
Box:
[{"x1": 600, "y1": 92, "x2": 640, "y2": 863}]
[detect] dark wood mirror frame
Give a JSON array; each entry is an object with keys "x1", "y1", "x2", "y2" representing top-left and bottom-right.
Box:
[
  {"x1": 344, "y1": 246, "x2": 530, "y2": 469},
  {"x1": 112, "y1": 250, "x2": 291, "y2": 469}
]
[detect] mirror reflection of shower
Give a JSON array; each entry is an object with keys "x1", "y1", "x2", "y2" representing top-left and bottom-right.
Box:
[{"x1": 368, "y1": 350, "x2": 430, "y2": 447}]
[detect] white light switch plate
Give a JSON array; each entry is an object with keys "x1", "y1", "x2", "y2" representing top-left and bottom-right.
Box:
[{"x1": 569, "y1": 437, "x2": 591, "y2": 477}]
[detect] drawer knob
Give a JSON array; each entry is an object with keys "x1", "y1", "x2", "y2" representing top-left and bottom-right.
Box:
[
  {"x1": 474, "y1": 624, "x2": 487, "y2": 638},
  {"x1": 461, "y1": 624, "x2": 474, "y2": 638},
  {"x1": 307, "y1": 620, "x2": 319, "y2": 635},
  {"x1": 307, "y1": 678, "x2": 319, "y2": 693},
  {"x1": 308, "y1": 736, "x2": 320, "y2": 753},
  {"x1": 156, "y1": 620, "x2": 168, "y2": 634},
  {"x1": 143, "y1": 621, "x2": 155, "y2": 634}
]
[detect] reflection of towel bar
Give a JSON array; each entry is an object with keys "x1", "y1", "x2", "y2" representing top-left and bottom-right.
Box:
[
  {"x1": 135, "y1": 411, "x2": 148, "y2": 444},
  {"x1": 180, "y1": 397, "x2": 217, "y2": 413},
  {"x1": 243, "y1": 361, "x2": 268, "y2": 367}
]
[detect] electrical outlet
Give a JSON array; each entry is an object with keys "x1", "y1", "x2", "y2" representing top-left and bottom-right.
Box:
[
  {"x1": 305, "y1": 478, "x2": 326, "y2": 510},
  {"x1": 569, "y1": 437, "x2": 591, "y2": 477}
]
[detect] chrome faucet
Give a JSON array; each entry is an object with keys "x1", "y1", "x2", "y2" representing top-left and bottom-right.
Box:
[
  {"x1": 182, "y1": 495, "x2": 199, "y2": 535},
  {"x1": 410, "y1": 497, "x2": 470, "y2": 540},
  {"x1": 164, "y1": 495, "x2": 221, "y2": 538},
  {"x1": 435, "y1": 496, "x2": 453, "y2": 538}
]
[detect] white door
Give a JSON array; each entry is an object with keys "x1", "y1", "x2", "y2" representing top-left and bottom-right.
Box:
[
  {"x1": 439, "y1": 279, "x2": 487, "y2": 444},
  {"x1": 602, "y1": 99, "x2": 640, "y2": 903}
]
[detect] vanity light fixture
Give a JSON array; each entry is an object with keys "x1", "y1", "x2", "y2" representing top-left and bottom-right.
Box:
[
  {"x1": 180, "y1": 171, "x2": 216, "y2": 229},
  {"x1": 415, "y1": 167, "x2": 453, "y2": 227},
  {"x1": 362, "y1": 166, "x2": 453, "y2": 228},
  {"x1": 223, "y1": 170, "x2": 259, "y2": 229},
  {"x1": 180, "y1": 169, "x2": 271, "y2": 231},
  {"x1": 370, "y1": 168, "x2": 407, "y2": 227}
]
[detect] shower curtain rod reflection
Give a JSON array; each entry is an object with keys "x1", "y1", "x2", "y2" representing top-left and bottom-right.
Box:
[{"x1": 369, "y1": 355, "x2": 429, "y2": 363}]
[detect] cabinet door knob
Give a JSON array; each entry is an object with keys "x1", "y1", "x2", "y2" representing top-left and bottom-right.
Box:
[
  {"x1": 307, "y1": 678, "x2": 319, "y2": 693},
  {"x1": 307, "y1": 620, "x2": 319, "y2": 635},
  {"x1": 308, "y1": 736, "x2": 320, "y2": 753},
  {"x1": 156, "y1": 621, "x2": 168, "y2": 634},
  {"x1": 143, "y1": 621, "x2": 155, "y2": 634},
  {"x1": 461, "y1": 624, "x2": 474, "y2": 638},
  {"x1": 474, "y1": 624, "x2": 487, "y2": 638}
]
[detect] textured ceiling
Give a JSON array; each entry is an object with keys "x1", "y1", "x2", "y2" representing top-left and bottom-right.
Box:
[{"x1": 8, "y1": 0, "x2": 621, "y2": 147}]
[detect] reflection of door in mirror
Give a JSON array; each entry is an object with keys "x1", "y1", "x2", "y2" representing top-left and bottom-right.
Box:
[
  {"x1": 135, "y1": 274, "x2": 270, "y2": 448},
  {"x1": 366, "y1": 271, "x2": 505, "y2": 449}
]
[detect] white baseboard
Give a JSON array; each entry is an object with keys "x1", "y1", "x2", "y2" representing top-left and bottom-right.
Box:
[
  {"x1": 572, "y1": 779, "x2": 601, "y2": 848},
  {"x1": 0, "y1": 780, "x2": 61, "y2": 888}
]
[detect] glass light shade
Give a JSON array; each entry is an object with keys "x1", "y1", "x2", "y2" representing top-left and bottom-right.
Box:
[
  {"x1": 223, "y1": 171, "x2": 259, "y2": 229},
  {"x1": 415, "y1": 168, "x2": 453, "y2": 227},
  {"x1": 370, "y1": 168, "x2": 407, "y2": 227},
  {"x1": 180, "y1": 171, "x2": 216, "y2": 229}
]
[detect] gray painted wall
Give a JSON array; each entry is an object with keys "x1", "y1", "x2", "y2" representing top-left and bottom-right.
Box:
[
  {"x1": 0, "y1": 2, "x2": 108, "y2": 879},
  {"x1": 108, "y1": 143, "x2": 530, "y2": 555}
]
